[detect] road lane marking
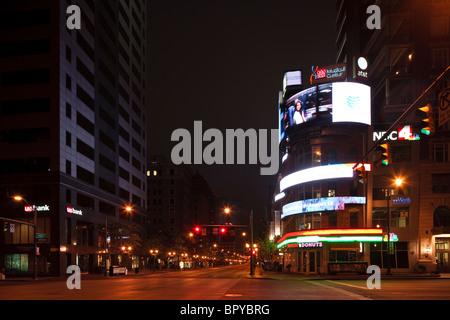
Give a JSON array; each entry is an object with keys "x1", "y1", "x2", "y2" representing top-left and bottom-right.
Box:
[
  {"x1": 325, "y1": 280, "x2": 368, "y2": 290},
  {"x1": 306, "y1": 281, "x2": 372, "y2": 300}
]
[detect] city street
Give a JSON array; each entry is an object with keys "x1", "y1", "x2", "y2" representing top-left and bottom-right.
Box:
[{"x1": 1, "y1": 263, "x2": 450, "y2": 301}]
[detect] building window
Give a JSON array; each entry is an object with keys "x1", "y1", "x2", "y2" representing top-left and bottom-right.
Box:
[
  {"x1": 66, "y1": 131, "x2": 71, "y2": 147},
  {"x1": 350, "y1": 210, "x2": 359, "y2": 228},
  {"x1": 392, "y1": 145, "x2": 411, "y2": 162},
  {"x1": 431, "y1": 16, "x2": 449, "y2": 37},
  {"x1": 370, "y1": 242, "x2": 409, "y2": 269},
  {"x1": 433, "y1": 143, "x2": 449, "y2": 162},
  {"x1": 312, "y1": 146, "x2": 321, "y2": 166},
  {"x1": 4, "y1": 254, "x2": 29, "y2": 274},
  {"x1": 434, "y1": 206, "x2": 450, "y2": 227},
  {"x1": 327, "y1": 150, "x2": 337, "y2": 164},
  {"x1": 312, "y1": 183, "x2": 321, "y2": 199},
  {"x1": 431, "y1": 48, "x2": 449, "y2": 69},
  {"x1": 372, "y1": 207, "x2": 409, "y2": 228},
  {"x1": 66, "y1": 74, "x2": 72, "y2": 91},
  {"x1": 432, "y1": 173, "x2": 450, "y2": 193}
]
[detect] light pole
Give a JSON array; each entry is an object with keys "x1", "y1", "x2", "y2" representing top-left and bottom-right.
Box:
[
  {"x1": 385, "y1": 177, "x2": 403, "y2": 276},
  {"x1": 224, "y1": 207, "x2": 254, "y2": 276},
  {"x1": 13, "y1": 196, "x2": 38, "y2": 280},
  {"x1": 385, "y1": 188, "x2": 392, "y2": 275}
]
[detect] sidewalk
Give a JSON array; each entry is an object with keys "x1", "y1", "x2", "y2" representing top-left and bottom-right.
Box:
[
  {"x1": 0, "y1": 268, "x2": 170, "y2": 282},
  {"x1": 248, "y1": 270, "x2": 448, "y2": 281}
]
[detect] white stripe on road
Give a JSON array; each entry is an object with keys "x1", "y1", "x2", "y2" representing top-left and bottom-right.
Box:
[{"x1": 306, "y1": 280, "x2": 372, "y2": 300}]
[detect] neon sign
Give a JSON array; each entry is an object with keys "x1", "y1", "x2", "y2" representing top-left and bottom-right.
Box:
[
  {"x1": 280, "y1": 163, "x2": 371, "y2": 192},
  {"x1": 24, "y1": 205, "x2": 50, "y2": 212},
  {"x1": 310, "y1": 63, "x2": 347, "y2": 84},
  {"x1": 299, "y1": 242, "x2": 323, "y2": 248},
  {"x1": 67, "y1": 206, "x2": 83, "y2": 216},
  {"x1": 277, "y1": 228, "x2": 383, "y2": 249}
]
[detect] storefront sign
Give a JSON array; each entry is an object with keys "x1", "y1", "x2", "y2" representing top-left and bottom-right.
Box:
[
  {"x1": 310, "y1": 63, "x2": 347, "y2": 84},
  {"x1": 373, "y1": 125, "x2": 420, "y2": 142},
  {"x1": 391, "y1": 196, "x2": 411, "y2": 206},
  {"x1": 383, "y1": 233, "x2": 398, "y2": 242},
  {"x1": 299, "y1": 242, "x2": 323, "y2": 248},
  {"x1": 24, "y1": 205, "x2": 50, "y2": 212},
  {"x1": 67, "y1": 206, "x2": 83, "y2": 216}
]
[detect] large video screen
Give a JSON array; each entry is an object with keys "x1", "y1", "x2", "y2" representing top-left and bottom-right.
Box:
[{"x1": 279, "y1": 82, "x2": 371, "y2": 142}]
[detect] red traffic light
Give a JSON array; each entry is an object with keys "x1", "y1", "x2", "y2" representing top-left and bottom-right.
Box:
[
  {"x1": 194, "y1": 226, "x2": 201, "y2": 234},
  {"x1": 220, "y1": 227, "x2": 226, "y2": 234}
]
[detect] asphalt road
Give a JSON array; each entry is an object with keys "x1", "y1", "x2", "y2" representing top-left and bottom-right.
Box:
[{"x1": 1, "y1": 263, "x2": 450, "y2": 302}]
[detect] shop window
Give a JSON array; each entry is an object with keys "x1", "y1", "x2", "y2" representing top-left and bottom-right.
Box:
[
  {"x1": 4, "y1": 254, "x2": 28, "y2": 274},
  {"x1": 329, "y1": 250, "x2": 357, "y2": 262},
  {"x1": 370, "y1": 242, "x2": 409, "y2": 269}
]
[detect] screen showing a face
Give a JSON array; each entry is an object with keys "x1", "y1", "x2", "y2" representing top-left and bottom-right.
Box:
[{"x1": 279, "y1": 82, "x2": 371, "y2": 143}]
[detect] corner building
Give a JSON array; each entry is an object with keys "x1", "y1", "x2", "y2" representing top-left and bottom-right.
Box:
[{"x1": 275, "y1": 73, "x2": 382, "y2": 274}]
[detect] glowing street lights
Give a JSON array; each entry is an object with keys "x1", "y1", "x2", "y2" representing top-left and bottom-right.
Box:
[{"x1": 224, "y1": 207, "x2": 254, "y2": 276}]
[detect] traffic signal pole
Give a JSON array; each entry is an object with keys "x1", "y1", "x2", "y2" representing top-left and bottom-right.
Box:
[{"x1": 353, "y1": 65, "x2": 450, "y2": 170}]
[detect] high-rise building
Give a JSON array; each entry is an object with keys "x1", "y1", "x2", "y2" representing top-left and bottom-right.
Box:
[
  {"x1": 0, "y1": 0, "x2": 147, "y2": 276},
  {"x1": 355, "y1": 0, "x2": 450, "y2": 273}
]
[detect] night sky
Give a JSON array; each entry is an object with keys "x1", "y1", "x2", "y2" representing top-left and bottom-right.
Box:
[{"x1": 147, "y1": 0, "x2": 337, "y2": 227}]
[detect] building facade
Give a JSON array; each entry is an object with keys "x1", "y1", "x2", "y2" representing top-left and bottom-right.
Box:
[
  {"x1": 272, "y1": 0, "x2": 450, "y2": 275},
  {"x1": 0, "y1": 0, "x2": 147, "y2": 276}
]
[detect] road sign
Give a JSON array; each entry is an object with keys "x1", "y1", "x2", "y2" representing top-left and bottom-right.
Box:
[{"x1": 36, "y1": 233, "x2": 47, "y2": 239}]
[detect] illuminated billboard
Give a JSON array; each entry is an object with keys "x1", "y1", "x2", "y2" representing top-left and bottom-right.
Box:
[
  {"x1": 279, "y1": 163, "x2": 371, "y2": 192},
  {"x1": 279, "y1": 82, "x2": 371, "y2": 142},
  {"x1": 332, "y1": 82, "x2": 371, "y2": 125},
  {"x1": 282, "y1": 196, "x2": 366, "y2": 219}
]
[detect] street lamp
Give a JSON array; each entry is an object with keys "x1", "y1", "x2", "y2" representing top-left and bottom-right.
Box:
[
  {"x1": 13, "y1": 196, "x2": 38, "y2": 280},
  {"x1": 105, "y1": 204, "x2": 133, "y2": 276},
  {"x1": 224, "y1": 207, "x2": 254, "y2": 276}
]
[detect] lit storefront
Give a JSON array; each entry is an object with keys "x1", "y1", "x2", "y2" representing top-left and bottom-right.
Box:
[{"x1": 277, "y1": 228, "x2": 384, "y2": 274}]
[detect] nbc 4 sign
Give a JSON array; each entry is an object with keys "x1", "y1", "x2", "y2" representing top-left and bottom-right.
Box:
[{"x1": 398, "y1": 125, "x2": 420, "y2": 141}]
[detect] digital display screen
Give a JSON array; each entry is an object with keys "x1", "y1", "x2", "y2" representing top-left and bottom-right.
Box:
[
  {"x1": 332, "y1": 82, "x2": 371, "y2": 125},
  {"x1": 282, "y1": 196, "x2": 366, "y2": 219},
  {"x1": 279, "y1": 82, "x2": 371, "y2": 142}
]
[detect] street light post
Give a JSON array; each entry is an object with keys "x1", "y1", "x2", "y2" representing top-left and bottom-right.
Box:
[
  {"x1": 385, "y1": 189, "x2": 391, "y2": 276},
  {"x1": 104, "y1": 214, "x2": 108, "y2": 277},
  {"x1": 13, "y1": 196, "x2": 38, "y2": 280}
]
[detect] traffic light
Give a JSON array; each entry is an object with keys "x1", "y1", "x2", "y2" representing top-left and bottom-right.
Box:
[
  {"x1": 377, "y1": 143, "x2": 391, "y2": 166},
  {"x1": 417, "y1": 104, "x2": 434, "y2": 136},
  {"x1": 219, "y1": 227, "x2": 227, "y2": 234},
  {"x1": 3, "y1": 221, "x2": 9, "y2": 232},
  {"x1": 354, "y1": 165, "x2": 367, "y2": 184},
  {"x1": 194, "y1": 226, "x2": 201, "y2": 234}
]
